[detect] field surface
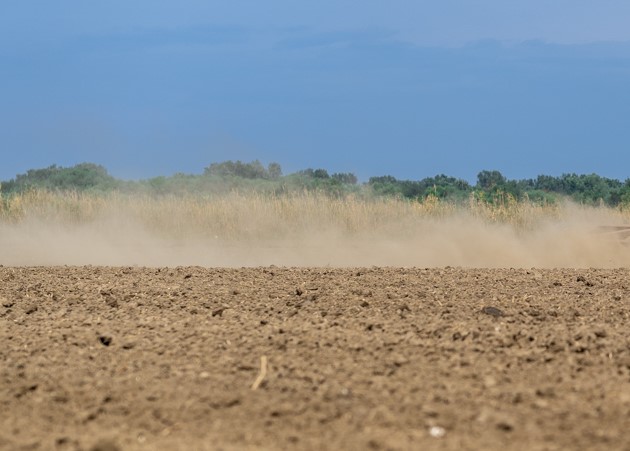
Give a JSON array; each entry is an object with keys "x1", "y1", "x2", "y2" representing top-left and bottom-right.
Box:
[{"x1": 2, "y1": 266, "x2": 630, "y2": 450}]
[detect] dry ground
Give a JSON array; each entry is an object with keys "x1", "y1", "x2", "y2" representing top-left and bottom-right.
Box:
[{"x1": 2, "y1": 266, "x2": 630, "y2": 450}]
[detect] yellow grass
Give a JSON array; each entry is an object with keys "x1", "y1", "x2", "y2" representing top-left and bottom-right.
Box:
[
  {"x1": 1, "y1": 189, "x2": 629, "y2": 241},
  {"x1": 4, "y1": 188, "x2": 630, "y2": 268}
]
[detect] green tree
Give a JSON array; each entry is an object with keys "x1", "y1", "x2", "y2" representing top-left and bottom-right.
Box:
[
  {"x1": 204, "y1": 160, "x2": 269, "y2": 179},
  {"x1": 268, "y1": 162, "x2": 282, "y2": 179},
  {"x1": 1, "y1": 163, "x2": 116, "y2": 193},
  {"x1": 312, "y1": 169, "x2": 330, "y2": 179},
  {"x1": 331, "y1": 172, "x2": 358, "y2": 185},
  {"x1": 476, "y1": 170, "x2": 506, "y2": 190}
]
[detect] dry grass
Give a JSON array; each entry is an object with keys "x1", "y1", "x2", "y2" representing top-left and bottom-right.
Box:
[
  {"x1": 3, "y1": 189, "x2": 630, "y2": 268},
  {"x1": 3, "y1": 189, "x2": 630, "y2": 241}
]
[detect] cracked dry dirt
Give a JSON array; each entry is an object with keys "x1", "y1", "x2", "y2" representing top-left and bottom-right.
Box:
[{"x1": 2, "y1": 266, "x2": 630, "y2": 450}]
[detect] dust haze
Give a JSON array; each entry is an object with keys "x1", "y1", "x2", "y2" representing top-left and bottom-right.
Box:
[{"x1": 2, "y1": 201, "x2": 629, "y2": 268}]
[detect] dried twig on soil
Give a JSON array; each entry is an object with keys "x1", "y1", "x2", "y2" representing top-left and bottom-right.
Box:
[{"x1": 250, "y1": 356, "x2": 268, "y2": 390}]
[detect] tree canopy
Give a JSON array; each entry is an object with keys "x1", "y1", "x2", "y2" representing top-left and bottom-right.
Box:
[{"x1": 2, "y1": 162, "x2": 630, "y2": 208}]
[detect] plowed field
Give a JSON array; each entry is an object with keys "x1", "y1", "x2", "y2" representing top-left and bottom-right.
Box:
[{"x1": 2, "y1": 266, "x2": 630, "y2": 450}]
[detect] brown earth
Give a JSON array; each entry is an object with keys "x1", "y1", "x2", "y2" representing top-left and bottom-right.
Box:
[{"x1": 2, "y1": 266, "x2": 630, "y2": 451}]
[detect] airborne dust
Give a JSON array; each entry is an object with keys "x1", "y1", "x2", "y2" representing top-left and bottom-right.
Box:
[{"x1": 1, "y1": 198, "x2": 629, "y2": 268}]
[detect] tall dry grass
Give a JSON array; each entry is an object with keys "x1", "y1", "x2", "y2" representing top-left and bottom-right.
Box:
[
  {"x1": 4, "y1": 188, "x2": 630, "y2": 267},
  {"x1": 2, "y1": 188, "x2": 629, "y2": 241}
]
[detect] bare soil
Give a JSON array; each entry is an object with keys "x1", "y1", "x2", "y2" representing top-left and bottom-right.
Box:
[{"x1": 2, "y1": 266, "x2": 630, "y2": 450}]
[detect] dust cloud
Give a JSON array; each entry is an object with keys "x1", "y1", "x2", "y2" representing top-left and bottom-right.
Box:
[{"x1": 1, "y1": 203, "x2": 629, "y2": 268}]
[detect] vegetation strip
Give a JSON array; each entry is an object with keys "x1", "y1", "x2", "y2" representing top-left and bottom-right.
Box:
[{"x1": 2, "y1": 160, "x2": 630, "y2": 207}]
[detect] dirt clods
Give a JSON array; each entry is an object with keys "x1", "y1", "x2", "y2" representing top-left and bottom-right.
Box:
[{"x1": 2, "y1": 266, "x2": 630, "y2": 450}]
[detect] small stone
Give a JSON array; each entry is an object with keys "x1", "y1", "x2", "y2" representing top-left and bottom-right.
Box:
[
  {"x1": 594, "y1": 329, "x2": 607, "y2": 338},
  {"x1": 429, "y1": 426, "x2": 446, "y2": 438},
  {"x1": 22, "y1": 302, "x2": 38, "y2": 315},
  {"x1": 481, "y1": 306, "x2": 504, "y2": 317}
]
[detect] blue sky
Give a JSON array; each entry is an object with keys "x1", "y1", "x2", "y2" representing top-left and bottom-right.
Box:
[{"x1": 2, "y1": 1, "x2": 630, "y2": 183}]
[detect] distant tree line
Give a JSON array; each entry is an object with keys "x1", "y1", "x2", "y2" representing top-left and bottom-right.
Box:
[
  {"x1": 369, "y1": 169, "x2": 630, "y2": 206},
  {"x1": 204, "y1": 160, "x2": 283, "y2": 179},
  {"x1": 2, "y1": 161, "x2": 630, "y2": 207},
  {"x1": 0, "y1": 163, "x2": 117, "y2": 193}
]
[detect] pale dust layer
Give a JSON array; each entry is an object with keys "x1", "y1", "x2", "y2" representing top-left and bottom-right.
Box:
[{"x1": 1, "y1": 206, "x2": 629, "y2": 268}]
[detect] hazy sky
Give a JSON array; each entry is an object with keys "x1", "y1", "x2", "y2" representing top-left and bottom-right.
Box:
[{"x1": 2, "y1": 1, "x2": 630, "y2": 182}]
